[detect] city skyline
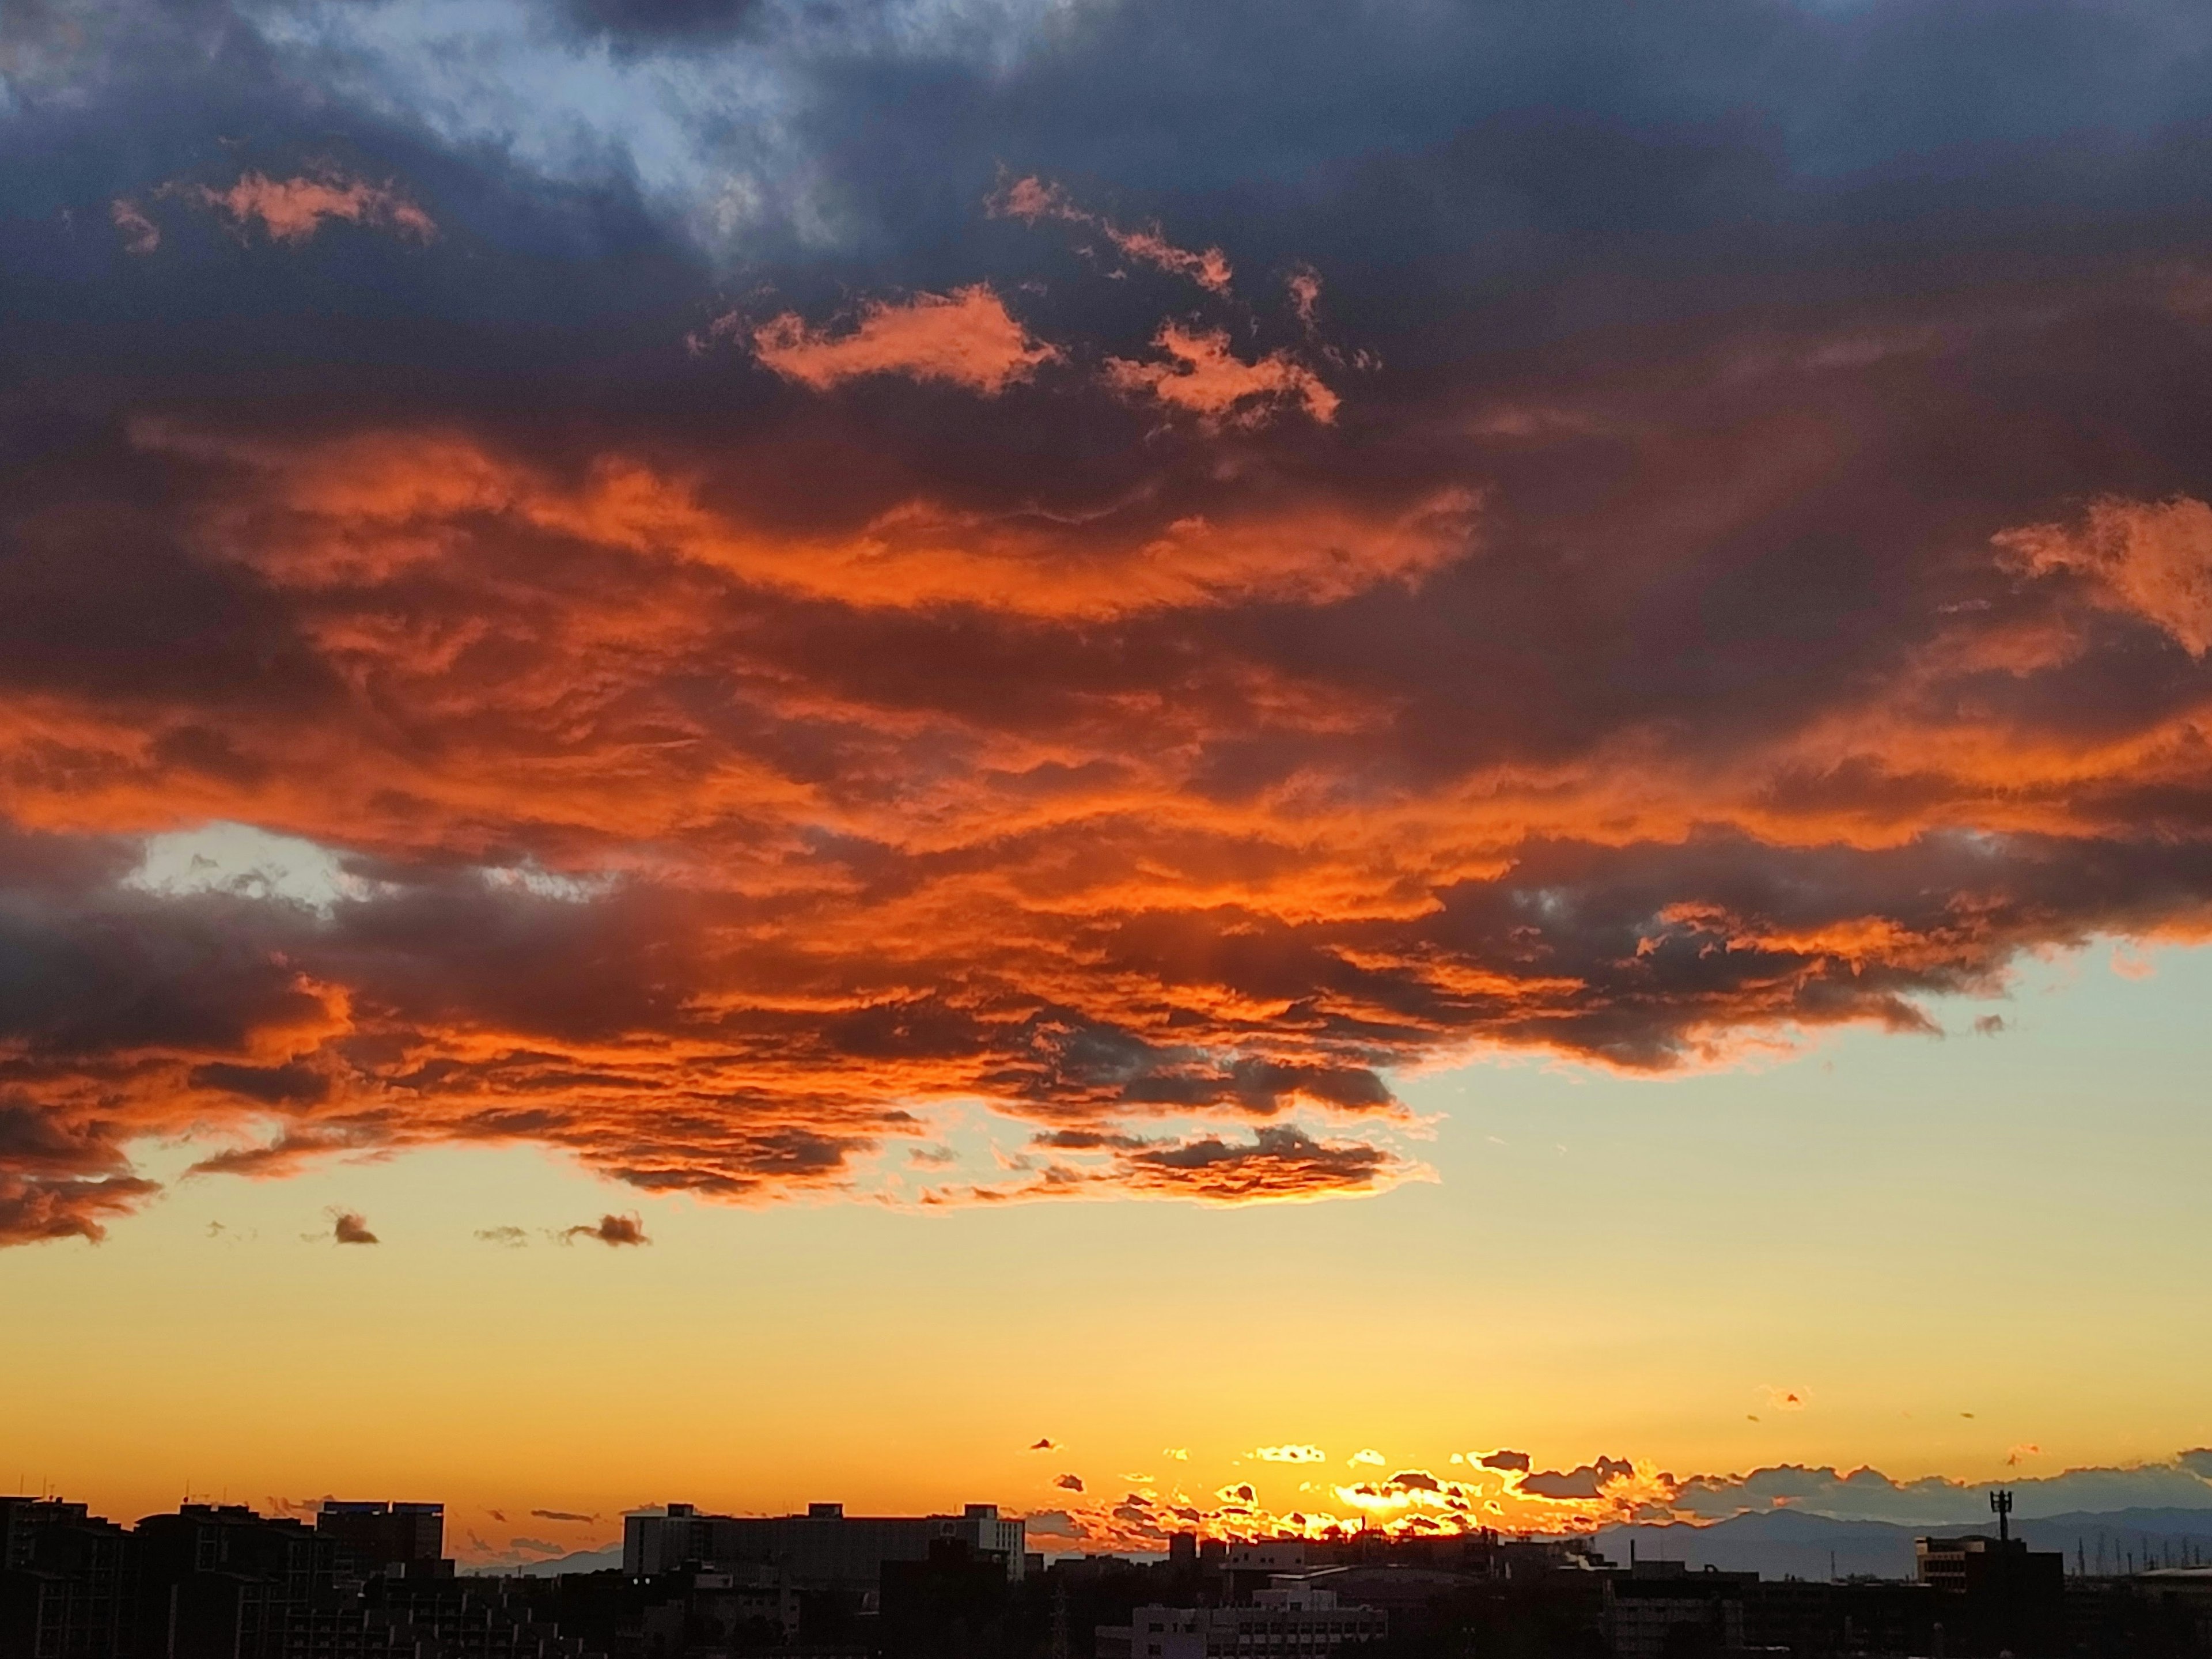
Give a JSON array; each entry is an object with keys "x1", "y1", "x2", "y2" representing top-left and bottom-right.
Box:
[
  {"x1": 11, "y1": 941, "x2": 2212, "y2": 1569},
  {"x1": 8, "y1": 0, "x2": 2212, "y2": 1630}
]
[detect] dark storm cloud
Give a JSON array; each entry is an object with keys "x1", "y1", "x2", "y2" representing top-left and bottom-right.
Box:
[{"x1": 4, "y1": 0, "x2": 2212, "y2": 1237}]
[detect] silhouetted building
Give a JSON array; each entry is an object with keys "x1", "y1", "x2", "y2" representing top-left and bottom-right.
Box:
[
  {"x1": 879, "y1": 1537, "x2": 1015, "y2": 1657},
  {"x1": 285, "y1": 1578, "x2": 585, "y2": 1659},
  {"x1": 1096, "y1": 1573, "x2": 1385, "y2": 1658},
  {"x1": 1917, "y1": 1531, "x2": 2067, "y2": 1656},
  {"x1": 2127, "y1": 1567, "x2": 2212, "y2": 1655},
  {"x1": 0, "y1": 1498, "x2": 134, "y2": 1659},
  {"x1": 1055, "y1": 1556, "x2": 1141, "y2": 1586},
  {"x1": 623, "y1": 1501, "x2": 1025, "y2": 1599},
  {"x1": 1604, "y1": 1560, "x2": 1755, "y2": 1658},
  {"x1": 314, "y1": 1503, "x2": 446, "y2": 1579},
  {"x1": 1221, "y1": 1541, "x2": 1316, "y2": 1604},
  {"x1": 133, "y1": 1505, "x2": 332, "y2": 1659},
  {"x1": 1740, "y1": 1578, "x2": 1940, "y2": 1657}
]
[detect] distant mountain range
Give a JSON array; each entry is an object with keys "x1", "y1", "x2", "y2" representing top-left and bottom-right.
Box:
[
  {"x1": 497, "y1": 1545, "x2": 624, "y2": 1578},
  {"x1": 1597, "y1": 1508, "x2": 2212, "y2": 1581}
]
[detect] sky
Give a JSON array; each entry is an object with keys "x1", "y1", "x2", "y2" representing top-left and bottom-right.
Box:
[{"x1": 6, "y1": 0, "x2": 2212, "y2": 1566}]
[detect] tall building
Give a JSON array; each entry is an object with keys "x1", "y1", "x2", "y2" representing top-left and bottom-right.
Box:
[
  {"x1": 0, "y1": 1498, "x2": 134, "y2": 1659},
  {"x1": 1916, "y1": 1532, "x2": 2066, "y2": 1656},
  {"x1": 314, "y1": 1503, "x2": 447, "y2": 1578},
  {"x1": 623, "y1": 1501, "x2": 1026, "y2": 1597},
  {"x1": 133, "y1": 1505, "x2": 332, "y2": 1659}
]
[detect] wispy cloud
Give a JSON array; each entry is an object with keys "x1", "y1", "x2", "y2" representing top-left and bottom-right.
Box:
[
  {"x1": 1104, "y1": 324, "x2": 1337, "y2": 427},
  {"x1": 991, "y1": 176, "x2": 1233, "y2": 294}
]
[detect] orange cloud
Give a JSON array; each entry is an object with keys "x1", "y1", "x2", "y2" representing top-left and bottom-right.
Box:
[
  {"x1": 180, "y1": 169, "x2": 437, "y2": 245},
  {"x1": 128, "y1": 421, "x2": 1469, "y2": 618},
  {"x1": 743, "y1": 285, "x2": 1060, "y2": 395},
  {"x1": 992, "y1": 175, "x2": 1233, "y2": 294},
  {"x1": 13, "y1": 259, "x2": 2212, "y2": 1251},
  {"x1": 1104, "y1": 324, "x2": 1338, "y2": 426},
  {"x1": 1995, "y1": 495, "x2": 2212, "y2": 656}
]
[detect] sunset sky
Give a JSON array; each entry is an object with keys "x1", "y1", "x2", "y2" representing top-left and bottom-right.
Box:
[{"x1": 7, "y1": 0, "x2": 2212, "y2": 1567}]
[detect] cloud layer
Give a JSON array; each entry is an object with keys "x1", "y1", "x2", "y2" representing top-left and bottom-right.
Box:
[
  {"x1": 6, "y1": 0, "x2": 2212, "y2": 1238},
  {"x1": 1017, "y1": 1445, "x2": 2212, "y2": 1552}
]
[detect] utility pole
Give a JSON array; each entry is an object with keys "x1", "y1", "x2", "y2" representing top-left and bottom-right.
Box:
[{"x1": 1991, "y1": 1489, "x2": 2014, "y2": 1653}]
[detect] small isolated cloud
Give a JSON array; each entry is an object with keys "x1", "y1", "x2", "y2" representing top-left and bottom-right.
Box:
[
  {"x1": 110, "y1": 198, "x2": 158, "y2": 255},
  {"x1": 1253, "y1": 1444, "x2": 1328, "y2": 1464},
  {"x1": 1761, "y1": 1386, "x2": 1809, "y2": 1412},
  {"x1": 475, "y1": 1225, "x2": 528, "y2": 1247},
  {"x1": 177, "y1": 169, "x2": 436, "y2": 245},
  {"x1": 560, "y1": 1213, "x2": 647, "y2": 1247},
  {"x1": 531, "y1": 1509, "x2": 597, "y2": 1523},
  {"x1": 1217, "y1": 1483, "x2": 1257, "y2": 1505},
  {"x1": 2008, "y1": 1444, "x2": 2042, "y2": 1466},
  {"x1": 741, "y1": 285, "x2": 1059, "y2": 395},
  {"x1": 1055, "y1": 1474, "x2": 1085, "y2": 1492},
  {"x1": 1030, "y1": 1437, "x2": 1059, "y2": 1451},
  {"x1": 330, "y1": 1209, "x2": 378, "y2": 1245},
  {"x1": 1286, "y1": 266, "x2": 1322, "y2": 331},
  {"x1": 1350, "y1": 1449, "x2": 1387, "y2": 1467},
  {"x1": 2111, "y1": 942, "x2": 2157, "y2": 980},
  {"x1": 1972, "y1": 1014, "x2": 2008, "y2": 1036},
  {"x1": 1104, "y1": 325, "x2": 1337, "y2": 428},
  {"x1": 1115, "y1": 1126, "x2": 1407, "y2": 1203},
  {"x1": 1480, "y1": 1450, "x2": 1532, "y2": 1472},
  {"x1": 1162, "y1": 1448, "x2": 1189, "y2": 1461}
]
